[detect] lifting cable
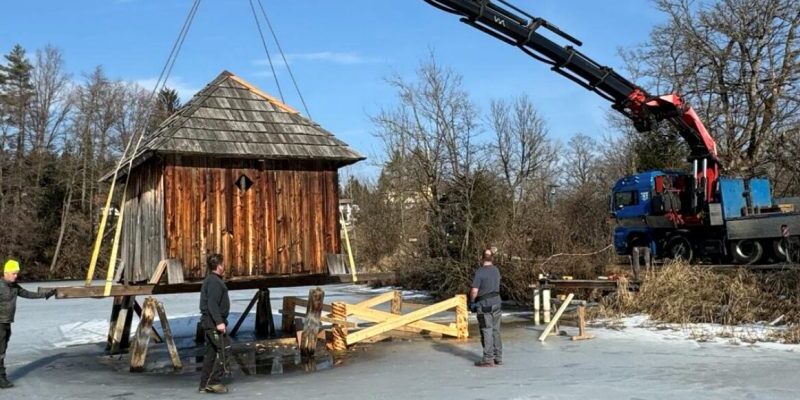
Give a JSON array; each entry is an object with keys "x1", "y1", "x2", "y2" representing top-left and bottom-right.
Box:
[
  {"x1": 248, "y1": 0, "x2": 312, "y2": 118},
  {"x1": 85, "y1": 0, "x2": 203, "y2": 293}
]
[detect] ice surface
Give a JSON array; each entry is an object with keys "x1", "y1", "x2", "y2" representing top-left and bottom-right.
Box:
[{"x1": 4, "y1": 281, "x2": 800, "y2": 399}]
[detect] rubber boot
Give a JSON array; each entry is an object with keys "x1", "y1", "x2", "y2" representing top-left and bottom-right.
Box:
[
  {"x1": 0, "y1": 375, "x2": 14, "y2": 389},
  {"x1": 202, "y1": 383, "x2": 227, "y2": 394}
]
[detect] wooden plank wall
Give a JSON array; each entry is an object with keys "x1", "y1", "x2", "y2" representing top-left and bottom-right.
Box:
[
  {"x1": 161, "y1": 156, "x2": 341, "y2": 280},
  {"x1": 121, "y1": 160, "x2": 167, "y2": 282}
]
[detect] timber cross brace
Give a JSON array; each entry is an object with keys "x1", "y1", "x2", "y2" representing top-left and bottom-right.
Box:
[
  {"x1": 281, "y1": 290, "x2": 469, "y2": 354},
  {"x1": 281, "y1": 290, "x2": 469, "y2": 353}
]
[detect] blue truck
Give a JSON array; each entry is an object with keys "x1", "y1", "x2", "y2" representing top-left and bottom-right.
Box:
[{"x1": 612, "y1": 171, "x2": 800, "y2": 263}]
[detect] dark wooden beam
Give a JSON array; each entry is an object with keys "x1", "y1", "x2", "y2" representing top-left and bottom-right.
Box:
[{"x1": 51, "y1": 272, "x2": 396, "y2": 299}]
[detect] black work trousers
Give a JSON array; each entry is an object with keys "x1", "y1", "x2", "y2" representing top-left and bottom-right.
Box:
[
  {"x1": 199, "y1": 329, "x2": 228, "y2": 388},
  {"x1": 0, "y1": 323, "x2": 10, "y2": 377},
  {"x1": 477, "y1": 304, "x2": 502, "y2": 363}
]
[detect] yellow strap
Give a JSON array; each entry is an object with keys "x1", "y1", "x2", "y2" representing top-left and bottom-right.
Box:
[
  {"x1": 86, "y1": 178, "x2": 117, "y2": 286},
  {"x1": 103, "y1": 202, "x2": 126, "y2": 296},
  {"x1": 340, "y1": 214, "x2": 357, "y2": 283}
]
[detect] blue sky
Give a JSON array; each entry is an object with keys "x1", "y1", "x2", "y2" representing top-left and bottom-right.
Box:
[{"x1": 1, "y1": 0, "x2": 664, "y2": 179}]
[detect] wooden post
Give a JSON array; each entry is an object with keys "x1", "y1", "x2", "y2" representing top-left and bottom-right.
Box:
[
  {"x1": 391, "y1": 290, "x2": 403, "y2": 315},
  {"x1": 533, "y1": 288, "x2": 541, "y2": 325},
  {"x1": 106, "y1": 296, "x2": 123, "y2": 352},
  {"x1": 631, "y1": 247, "x2": 641, "y2": 280},
  {"x1": 130, "y1": 297, "x2": 157, "y2": 372},
  {"x1": 542, "y1": 289, "x2": 551, "y2": 323},
  {"x1": 455, "y1": 294, "x2": 468, "y2": 340},
  {"x1": 109, "y1": 295, "x2": 134, "y2": 354},
  {"x1": 300, "y1": 288, "x2": 325, "y2": 357},
  {"x1": 133, "y1": 299, "x2": 163, "y2": 343},
  {"x1": 570, "y1": 303, "x2": 594, "y2": 341},
  {"x1": 538, "y1": 293, "x2": 574, "y2": 342},
  {"x1": 330, "y1": 302, "x2": 347, "y2": 352},
  {"x1": 643, "y1": 247, "x2": 652, "y2": 272},
  {"x1": 154, "y1": 300, "x2": 183, "y2": 369},
  {"x1": 281, "y1": 296, "x2": 296, "y2": 335},
  {"x1": 256, "y1": 289, "x2": 276, "y2": 338}
]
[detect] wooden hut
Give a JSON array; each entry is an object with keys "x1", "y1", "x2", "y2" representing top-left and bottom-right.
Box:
[{"x1": 106, "y1": 71, "x2": 364, "y2": 283}]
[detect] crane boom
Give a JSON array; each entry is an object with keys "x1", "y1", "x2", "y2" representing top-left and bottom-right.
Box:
[{"x1": 424, "y1": 0, "x2": 720, "y2": 199}]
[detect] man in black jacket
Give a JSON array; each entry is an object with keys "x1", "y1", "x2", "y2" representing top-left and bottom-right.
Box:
[
  {"x1": 1, "y1": 259, "x2": 55, "y2": 389},
  {"x1": 198, "y1": 253, "x2": 230, "y2": 394}
]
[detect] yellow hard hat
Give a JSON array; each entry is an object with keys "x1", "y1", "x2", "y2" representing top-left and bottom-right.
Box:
[{"x1": 4, "y1": 259, "x2": 20, "y2": 274}]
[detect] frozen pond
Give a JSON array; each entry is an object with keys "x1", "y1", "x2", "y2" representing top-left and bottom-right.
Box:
[{"x1": 5, "y1": 281, "x2": 800, "y2": 399}]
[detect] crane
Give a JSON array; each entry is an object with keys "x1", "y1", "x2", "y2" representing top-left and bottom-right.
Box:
[{"x1": 424, "y1": 0, "x2": 800, "y2": 264}]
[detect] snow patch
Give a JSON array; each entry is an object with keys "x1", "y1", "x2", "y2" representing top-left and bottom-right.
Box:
[{"x1": 592, "y1": 314, "x2": 800, "y2": 351}]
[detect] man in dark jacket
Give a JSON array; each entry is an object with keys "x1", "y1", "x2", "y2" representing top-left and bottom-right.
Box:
[
  {"x1": 198, "y1": 254, "x2": 230, "y2": 394},
  {"x1": 469, "y1": 249, "x2": 502, "y2": 367},
  {"x1": 1, "y1": 259, "x2": 55, "y2": 389}
]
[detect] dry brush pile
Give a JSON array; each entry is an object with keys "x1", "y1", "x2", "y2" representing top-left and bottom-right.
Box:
[{"x1": 598, "y1": 261, "x2": 800, "y2": 342}]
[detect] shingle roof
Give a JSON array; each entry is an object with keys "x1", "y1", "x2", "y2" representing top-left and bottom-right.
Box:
[{"x1": 104, "y1": 70, "x2": 364, "y2": 180}]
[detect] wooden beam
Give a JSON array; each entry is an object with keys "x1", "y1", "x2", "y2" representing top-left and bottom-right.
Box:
[
  {"x1": 289, "y1": 297, "x2": 333, "y2": 313},
  {"x1": 455, "y1": 294, "x2": 468, "y2": 339},
  {"x1": 350, "y1": 291, "x2": 396, "y2": 311},
  {"x1": 230, "y1": 291, "x2": 259, "y2": 338},
  {"x1": 166, "y1": 259, "x2": 185, "y2": 284},
  {"x1": 329, "y1": 302, "x2": 347, "y2": 352},
  {"x1": 105, "y1": 296, "x2": 123, "y2": 352},
  {"x1": 147, "y1": 260, "x2": 168, "y2": 284},
  {"x1": 347, "y1": 305, "x2": 459, "y2": 337},
  {"x1": 109, "y1": 296, "x2": 134, "y2": 354},
  {"x1": 539, "y1": 293, "x2": 574, "y2": 342},
  {"x1": 255, "y1": 289, "x2": 276, "y2": 337},
  {"x1": 133, "y1": 299, "x2": 162, "y2": 343},
  {"x1": 130, "y1": 297, "x2": 157, "y2": 372},
  {"x1": 391, "y1": 291, "x2": 403, "y2": 315},
  {"x1": 154, "y1": 301, "x2": 183, "y2": 369},
  {"x1": 53, "y1": 272, "x2": 397, "y2": 299},
  {"x1": 281, "y1": 296, "x2": 296, "y2": 335},
  {"x1": 346, "y1": 297, "x2": 461, "y2": 345}
]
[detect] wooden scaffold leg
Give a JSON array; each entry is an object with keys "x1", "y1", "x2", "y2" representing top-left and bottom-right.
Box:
[
  {"x1": 300, "y1": 287, "x2": 325, "y2": 357},
  {"x1": 129, "y1": 297, "x2": 182, "y2": 372},
  {"x1": 107, "y1": 295, "x2": 135, "y2": 354},
  {"x1": 255, "y1": 289, "x2": 276, "y2": 338}
]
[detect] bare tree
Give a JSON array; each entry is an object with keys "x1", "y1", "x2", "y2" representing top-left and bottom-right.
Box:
[
  {"x1": 562, "y1": 133, "x2": 599, "y2": 189},
  {"x1": 29, "y1": 45, "x2": 72, "y2": 181},
  {"x1": 372, "y1": 54, "x2": 484, "y2": 259},
  {"x1": 623, "y1": 0, "x2": 800, "y2": 177}
]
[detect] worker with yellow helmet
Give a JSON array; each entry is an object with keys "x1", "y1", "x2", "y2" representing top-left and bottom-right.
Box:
[{"x1": 0, "y1": 259, "x2": 55, "y2": 389}]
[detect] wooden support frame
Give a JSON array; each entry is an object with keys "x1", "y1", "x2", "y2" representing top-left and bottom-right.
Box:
[
  {"x1": 107, "y1": 295, "x2": 135, "y2": 354},
  {"x1": 539, "y1": 293, "x2": 574, "y2": 342},
  {"x1": 129, "y1": 297, "x2": 182, "y2": 372},
  {"x1": 570, "y1": 304, "x2": 593, "y2": 341},
  {"x1": 280, "y1": 291, "x2": 468, "y2": 351},
  {"x1": 346, "y1": 294, "x2": 468, "y2": 345},
  {"x1": 230, "y1": 291, "x2": 260, "y2": 338}
]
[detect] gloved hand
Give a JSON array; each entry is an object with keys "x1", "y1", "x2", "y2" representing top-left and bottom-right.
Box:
[
  {"x1": 468, "y1": 301, "x2": 478, "y2": 313},
  {"x1": 45, "y1": 289, "x2": 56, "y2": 300}
]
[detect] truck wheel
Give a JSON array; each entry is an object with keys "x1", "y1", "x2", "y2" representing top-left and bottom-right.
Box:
[
  {"x1": 733, "y1": 240, "x2": 763, "y2": 264},
  {"x1": 773, "y1": 238, "x2": 790, "y2": 262},
  {"x1": 666, "y1": 235, "x2": 693, "y2": 262}
]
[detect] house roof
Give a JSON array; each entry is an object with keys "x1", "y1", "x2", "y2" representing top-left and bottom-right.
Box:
[{"x1": 103, "y1": 70, "x2": 364, "y2": 181}]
